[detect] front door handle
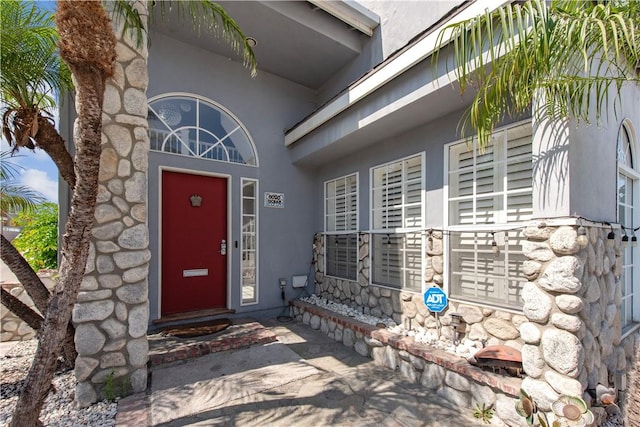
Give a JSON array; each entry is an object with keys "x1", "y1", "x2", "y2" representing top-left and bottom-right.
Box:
[{"x1": 220, "y1": 239, "x2": 227, "y2": 256}]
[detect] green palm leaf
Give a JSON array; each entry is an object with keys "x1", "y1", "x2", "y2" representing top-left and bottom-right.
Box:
[
  {"x1": 0, "y1": 0, "x2": 72, "y2": 112},
  {"x1": 0, "y1": 151, "x2": 47, "y2": 214},
  {"x1": 110, "y1": 0, "x2": 257, "y2": 77},
  {"x1": 435, "y1": 0, "x2": 640, "y2": 149}
]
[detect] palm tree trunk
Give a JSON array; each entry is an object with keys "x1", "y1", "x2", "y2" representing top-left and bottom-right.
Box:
[
  {"x1": 0, "y1": 287, "x2": 43, "y2": 331},
  {"x1": 1, "y1": 235, "x2": 52, "y2": 314},
  {"x1": 9, "y1": 1, "x2": 116, "y2": 425},
  {"x1": 0, "y1": 235, "x2": 78, "y2": 366},
  {"x1": 35, "y1": 115, "x2": 76, "y2": 189}
]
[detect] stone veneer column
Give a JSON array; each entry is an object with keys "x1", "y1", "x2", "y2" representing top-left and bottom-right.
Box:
[
  {"x1": 519, "y1": 223, "x2": 624, "y2": 412},
  {"x1": 72, "y1": 1, "x2": 150, "y2": 407}
]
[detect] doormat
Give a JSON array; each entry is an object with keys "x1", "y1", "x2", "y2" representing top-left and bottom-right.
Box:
[{"x1": 160, "y1": 318, "x2": 232, "y2": 338}]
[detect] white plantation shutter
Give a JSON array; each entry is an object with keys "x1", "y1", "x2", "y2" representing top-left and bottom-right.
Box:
[
  {"x1": 326, "y1": 234, "x2": 358, "y2": 280},
  {"x1": 325, "y1": 173, "x2": 359, "y2": 280},
  {"x1": 326, "y1": 174, "x2": 358, "y2": 232},
  {"x1": 448, "y1": 123, "x2": 532, "y2": 309},
  {"x1": 370, "y1": 154, "x2": 424, "y2": 291},
  {"x1": 372, "y1": 154, "x2": 424, "y2": 231},
  {"x1": 371, "y1": 233, "x2": 421, "y2": 291}
]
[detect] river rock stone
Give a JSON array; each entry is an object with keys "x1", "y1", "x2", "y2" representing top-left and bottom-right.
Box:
[
  {"x1": 100, "y1": 352, "x2": 126, "y2": 368},
  {"x1": 113, "y1": 250, "x2": 150, "y2": 269},
  {"x1": 73, "y1": 300, "x2": 115, "y2": 323},
  {"x1": 549, "y1": 226, "x2": 580, "y2": 255},
  {"x1": 457, "y1": 304, "x2": 484, "y2": 324},
  {"x1": 538, "y1": 256, "x2": 583, "y2": 293},
  {"x1": 75, "y1": 357, "x2": 99, "y2": 382},
  {"x1": 128, "y1": 303, "x2": 149, "y2": 338},
  {"x1": 95, "y1": 204, "x2": 122, "y2": 224},
  {"x1": 92, "y1": 221, "x2": 124, "y2": 241},
  {"x1": 124, "y1": 172, "x2": 146, "y2": 203},
  {"x1": 101, "y1": 318, "x2": 127, "y2": 339},
  {"x1": 484, "y1": 318, "x2": 519, "y2": 340},
  {"x1": 522, "y1": 377, "x2": 560, "y2": 411},
  {"x1": 542, "y1": 329, "x2": 583, "y2": 377},
  {"x1": 127, "y1": 337, "x2": 149, "y2": 367},
  {"x1": 420, "y1": 363, "x2": 445, "y2": 390},
  {"x1": 555, "y1": 294, "x2": 584, "y2": 314},
  {"x1": 522, "y1": 241, "x2": 555, "y2": 262},
  {"x1": 551, "y1": 313, "x2": 582, "y2": 333},
  {"x1": 544, "y1": 370, "x2": 583, "y2": 396},
  {"x1": 522, "y1": 282, "x2": 552, "y2": 323},
  {"x1": 519, "y1": 322, "x2": 541, "y2": 344},
  {"x1": 116, "y1": 283, "x2": 148, "y2": 304},
  {"x1": 76, "y1": 382, "x2": 98, "y2": 408},
  {"x1": 522, "y1": 344, "x2": 545, "y2": 378},
  {"x1": 75, "y1": 323, "x2": 106, "y2": 356}
]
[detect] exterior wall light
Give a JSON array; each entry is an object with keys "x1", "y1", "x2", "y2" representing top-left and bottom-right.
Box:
[
  {"x1": 577, "y1": 225, "x2": 589, "y2": 248},
  {"x1": 491, "y1": 232, "x2": 499, "y2": 255},
  {"x1": 622, "y1": 232, "x2": 629, "y2": 247},
  {"x1": 607, "y1": 227, "x2": 616, "y2": 248},
  {"x1": 632, "y1": 234, "x2": 638, "y2": 247}
]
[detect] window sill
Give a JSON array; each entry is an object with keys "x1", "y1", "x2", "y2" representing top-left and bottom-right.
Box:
[{"x1": 621, "y1": 323, "x2": 640, "y2": 340}]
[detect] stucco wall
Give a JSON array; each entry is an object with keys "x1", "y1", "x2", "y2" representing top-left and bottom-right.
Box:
[{"x1": 145, "y1": 32, "x2": 321, "y2": 321}]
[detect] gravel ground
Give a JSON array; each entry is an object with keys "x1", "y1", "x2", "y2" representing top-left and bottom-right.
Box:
[{"x1": 0, "y1": 340, "x2": 116, "y2": 427}]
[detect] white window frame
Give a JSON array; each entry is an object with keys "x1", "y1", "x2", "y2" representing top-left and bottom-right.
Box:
[
  {"x1": 444, "y1": 121, "x2": 532, "y2": 311},
  {"x1": 240, "y1": 178, "x2": 259, "y2": 306},
  {"x1": 148, "y1": 93, "x2": 258, "y2": 167},
  {"x1": 369, "y1": 152, "x2": 426, "y2": 292},
  {"x1": 617, "y1": 119, "x2": 640, "y2": 335},
  {"x1": 324, "y1": 172, "x2": 359, "y2": 281}
]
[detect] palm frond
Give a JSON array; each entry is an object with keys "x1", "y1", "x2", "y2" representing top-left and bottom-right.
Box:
[
  {"x1": 0, "y1": 0, "x2": 72, "y2": 112},
  {"x1": 434, "y1": 0, "x2": 640, "y2": 149},
  {"x1": 0, "y1": 151, "x2": 47, "y2": 213},
  {"x1": 109, "y1": 0, "x2": 257, "y2": 77},
  {"x1": 0, "y1": 185, "x2": 46, "y2": 214}
]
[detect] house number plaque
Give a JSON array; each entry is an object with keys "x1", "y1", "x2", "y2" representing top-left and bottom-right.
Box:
[{"x1": 264, "y1": 192, "x2": 285, "y2": 208}]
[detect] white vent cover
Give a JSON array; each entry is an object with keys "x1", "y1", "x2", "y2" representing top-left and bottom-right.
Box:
[{"x1": 292, "y1": 275, "x2": 307, "y2": 288}]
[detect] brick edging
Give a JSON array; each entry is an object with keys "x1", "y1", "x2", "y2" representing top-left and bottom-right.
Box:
[{"x1": 148, "y1": 324, "x2": 277, "y2": 367}]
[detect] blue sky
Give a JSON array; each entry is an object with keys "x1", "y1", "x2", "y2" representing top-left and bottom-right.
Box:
[{"x1": 2, "y1": 1, "x2": 60, "y2": 204}]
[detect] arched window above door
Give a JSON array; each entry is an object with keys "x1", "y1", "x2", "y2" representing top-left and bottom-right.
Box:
[{"x1": 148, "y1": 94, "x2": 258, "y2": 166}]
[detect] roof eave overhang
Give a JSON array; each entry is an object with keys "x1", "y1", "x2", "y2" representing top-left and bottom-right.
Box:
[
  {"x1": 307, "y1": 0, "x2": 380, "y2": 36},
  {"x1": 285, "y1": 0, "x2": 510, "y2": 147}
]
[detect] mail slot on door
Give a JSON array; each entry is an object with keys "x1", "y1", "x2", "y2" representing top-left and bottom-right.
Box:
[{"x1": 183, "y1": 269, "x2": 209, "y2": 277}]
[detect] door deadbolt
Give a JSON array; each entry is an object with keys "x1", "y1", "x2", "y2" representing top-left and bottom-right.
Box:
[{"x1": 220, "y1": 239, "x2": 227, "y2": 256}]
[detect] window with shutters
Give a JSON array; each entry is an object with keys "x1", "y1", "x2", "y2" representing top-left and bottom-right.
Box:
[
  {"x1": 617, "y1": 120, "x2": 639, "y2": 332},
  {"x1": 446, "y1": 122, "x2": 532, "y2": 309},
  {"x1": 325, "y1": 173, "x2": 358, "y2": 280},
  {"x1": 370, "y1": 153, "x2": 424, "y2": 291}
]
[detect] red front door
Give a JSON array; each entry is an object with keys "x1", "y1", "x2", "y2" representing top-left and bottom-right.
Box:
[{"x1": 161, "y1": 171, "x2": 228, "y2": 316}]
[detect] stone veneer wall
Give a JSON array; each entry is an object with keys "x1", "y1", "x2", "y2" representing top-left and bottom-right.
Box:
[
  {"x1": 519, "y1": 222, "x2": 638, "y2": 411},
  {"x1": 313, "y1": 221, "x2": 637, "y2": 416},
  {"x1": 72, "y1": 2, "x2": 150, "y2": 407},
  {"x1": 0, "y1": 271, "x2": 57, "y2": 341}
]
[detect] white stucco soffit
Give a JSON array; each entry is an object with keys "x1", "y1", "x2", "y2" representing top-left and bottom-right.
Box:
[{"x1": 284, "y1": 0, "x2": 509, "y2": 147}]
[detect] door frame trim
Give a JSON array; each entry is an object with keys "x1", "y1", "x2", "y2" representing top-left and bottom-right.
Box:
[{"x1": 157, "y1": 166, "x2": 233, "y2": 317}]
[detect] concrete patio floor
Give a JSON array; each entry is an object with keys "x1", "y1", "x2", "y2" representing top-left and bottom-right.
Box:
[{"x1": 117, "y1": 318, "x2": 483, "y2": 426}]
